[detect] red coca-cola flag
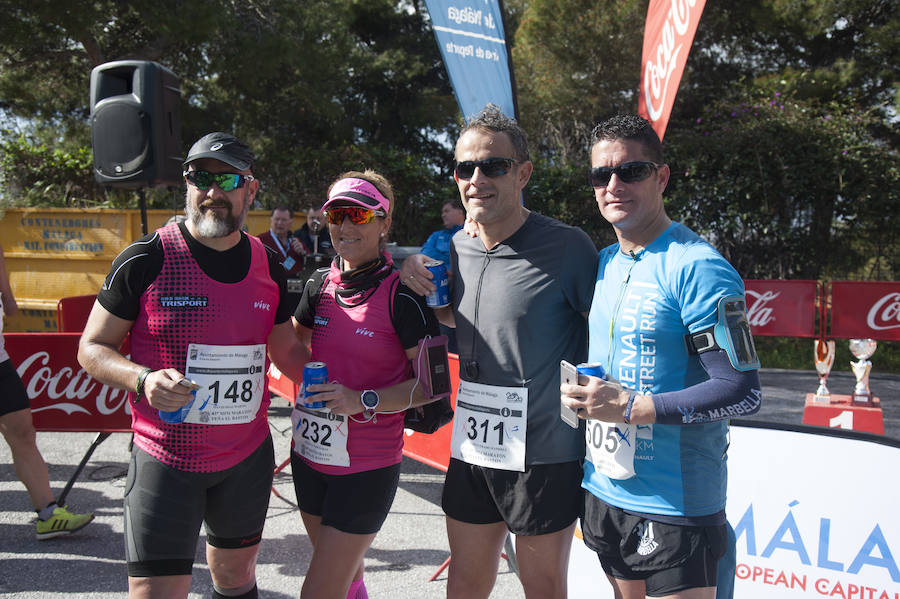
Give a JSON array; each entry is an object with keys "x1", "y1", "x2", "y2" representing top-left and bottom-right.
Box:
[
  {"x1": 5, "y1": 333, "x2": 133, "y2": 432},
  {"x1": 638, "y1": 0, "x2": 707, "y2": 140},
  {"x1": 743, "y1": 280, "x2": 819, "y2": 338},
  {"x1": 830, "y1": 281, "x2": 900, "y2": 341}
]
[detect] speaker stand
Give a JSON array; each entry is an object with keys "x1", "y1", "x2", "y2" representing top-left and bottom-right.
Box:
[{"x1": 138, "y1": 188, "x2": 148, "y2": 235}]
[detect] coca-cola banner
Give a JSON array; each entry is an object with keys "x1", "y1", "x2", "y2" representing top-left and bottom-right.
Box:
[
  {"x1": 830, "y1": 281, "x2": 900, "y2": 341},
  {"x1": 5, "y1": 333, "x2": 132, "y2": 432},
  {"x1": 743, "y1": 280, "x2": 818, "y2": 338},
  {"x1": 638, "y1": 0, "x2": 707, "y2": 140}
]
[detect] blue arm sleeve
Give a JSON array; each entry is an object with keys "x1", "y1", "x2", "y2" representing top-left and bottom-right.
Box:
[{"x1": 651, "y1": 350, "x2": 762, "y2": 424}]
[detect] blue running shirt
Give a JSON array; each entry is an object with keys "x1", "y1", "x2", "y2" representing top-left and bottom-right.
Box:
[{"x1": 583, "y1": 222, "x2": 745, "y2": 519}]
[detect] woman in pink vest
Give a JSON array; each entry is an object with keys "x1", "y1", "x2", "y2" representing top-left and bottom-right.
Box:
[{"x1": 290, "y1": 170, "x2": 442, "y2": 599}]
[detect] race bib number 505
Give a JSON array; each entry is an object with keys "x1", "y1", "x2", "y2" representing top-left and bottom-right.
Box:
[{"x1": 585, "y1": 420, "x2": 636, "y2": 480}]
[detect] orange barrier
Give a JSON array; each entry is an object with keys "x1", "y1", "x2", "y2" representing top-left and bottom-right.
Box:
[{"x1": 1, "y1": 208, "x2": 307, "y2": 332}]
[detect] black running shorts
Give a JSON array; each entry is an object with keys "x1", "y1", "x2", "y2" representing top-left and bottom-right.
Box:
[
  {"x1": 581, "y1": 492, "x2": 728, "y2": 596},
  {"x1": 124, "y1": 435, "x2": 275, "y2": 577},
  {"x1": 0, "y1": 359, "x2": 29, "y2": 417},
  {"x1": 441, "y1": 458, "x2": 582, "y2": 536},
  {"x1": 290, "y1": 451, "x2": 401, "y2": 535}
]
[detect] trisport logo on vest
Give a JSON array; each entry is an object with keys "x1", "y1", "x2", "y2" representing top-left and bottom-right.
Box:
[{"x1": 159, "y1": 295, "x2": 209, "y2": 309}]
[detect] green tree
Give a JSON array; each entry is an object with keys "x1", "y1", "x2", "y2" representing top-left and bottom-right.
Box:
[
  {"x1": 0, "y1": 0, "x2": 459, "y2": 239},
  {"x1": 665, "y1": 94, "x2": 900, "y2": 280}
]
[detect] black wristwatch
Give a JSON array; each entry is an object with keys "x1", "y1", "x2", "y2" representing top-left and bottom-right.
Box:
[{"x1": 361, "y1": 389, "x2": 379, "y2": 417}]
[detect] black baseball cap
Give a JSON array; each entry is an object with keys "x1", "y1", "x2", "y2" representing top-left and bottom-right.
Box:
[{"x1": 183, "y1": 132, "x2": 254, "y2": 171}]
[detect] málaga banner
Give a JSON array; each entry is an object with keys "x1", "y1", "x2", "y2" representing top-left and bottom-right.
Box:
[
  {"x1": 638, "y1": 0, "x2": 707, "y2": 140},
  {"x1": 424, "y1": 0, "x2": 516, "y2": 120}
]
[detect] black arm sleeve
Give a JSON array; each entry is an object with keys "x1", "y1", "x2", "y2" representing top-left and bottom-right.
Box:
[
  {"x1": 293, "y1": 269, "x2": 329, "y2": 328},
  {"x1": 264, "y1": 246, "x2": 291, "y2": 324},
  {"x1": 96, "y1": 232, "x2": 164, "y2": 321},
  {"x1": 651, "y1": 350, "x2": 762, "y2": 424},
  {"x1": 391, "y1": 282, "x2": 441, "y2": 350}
]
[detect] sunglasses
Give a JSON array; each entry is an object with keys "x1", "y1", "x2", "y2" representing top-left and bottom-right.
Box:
[
  {"x1": 455, "y1": 157, "x2": 517, "y2": 180},
  {"x1": 589, "y1": 161, "x2": 658, "y2": 188},
  {"x1": 184, "y1": 170, "x2": 255, "y2": 192},
  {"x1": 325, "y1": 206, "x2": 386, "y2": 226}
]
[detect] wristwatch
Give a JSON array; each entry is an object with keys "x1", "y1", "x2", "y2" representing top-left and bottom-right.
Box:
[{"x1": 361, "y1": 389, "x2": 379, "y2": 418}]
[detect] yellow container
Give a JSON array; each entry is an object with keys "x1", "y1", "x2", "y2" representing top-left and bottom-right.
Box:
[{"x1": 1, "y1": 208, "x2": 305, "y2": 331}]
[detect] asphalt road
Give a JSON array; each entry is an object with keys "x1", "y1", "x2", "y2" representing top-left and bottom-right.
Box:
[{"x1": 1, "y1": 368, "x2": 897, "y2": 598}]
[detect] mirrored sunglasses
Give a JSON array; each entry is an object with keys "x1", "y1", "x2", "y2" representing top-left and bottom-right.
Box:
[
  {"x1": 325, "y1": 206, "x2": 386, "y2": 226},
  {"x1": 454, "y1": 157, "x2": 517, "y2": 180},
  {"x1": 589, "y1": 161, "x2": 658, "y2": 188},
  {"x1": 184, "y1": 170, "x2": 254, "y2": 192}
]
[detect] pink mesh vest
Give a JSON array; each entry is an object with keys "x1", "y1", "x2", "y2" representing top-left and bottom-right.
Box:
[
  {"x1": 130, "y1": 223, "x2": 278, "y2": 472},
  {"x1": 301, "y1": 269, "x2": 411, "y2": 474}
]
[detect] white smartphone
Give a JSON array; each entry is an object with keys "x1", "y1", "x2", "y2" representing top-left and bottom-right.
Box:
[
  {"x1": 560, "y1": 360, "x2": 580, "y2": 428},
  {"x1": 178, "y1": 378, "x2": 201, "y2": 391}
]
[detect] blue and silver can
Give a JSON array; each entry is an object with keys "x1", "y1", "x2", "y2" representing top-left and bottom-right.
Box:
[
  {"x1": 577, "y1": 362, "x2": 607, "y2": 380},
  {"x1": 424, "y1": 260, "x2": 450, "y2": 308},
  {"x1": 301, "y1": 361, "x2": 328, "y2": 409}
]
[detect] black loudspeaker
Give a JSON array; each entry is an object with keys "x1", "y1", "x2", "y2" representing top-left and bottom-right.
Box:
[{"x1": 90, "y1": 60, "x2": 182, "y2": 188}]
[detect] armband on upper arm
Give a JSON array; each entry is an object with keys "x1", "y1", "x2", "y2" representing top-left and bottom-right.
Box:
[{"x1": 685, "y1": 295, "x2": 761, "y2": 372}]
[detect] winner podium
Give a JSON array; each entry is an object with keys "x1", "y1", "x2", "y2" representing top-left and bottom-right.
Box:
[{"x1": 802, "y1": 338, "x2": 884, "y2": 435}]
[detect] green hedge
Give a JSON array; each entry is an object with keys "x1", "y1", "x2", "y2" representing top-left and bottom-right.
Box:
[{"x1": 755, "y1": 337, "x2": 899, "y2": 374}]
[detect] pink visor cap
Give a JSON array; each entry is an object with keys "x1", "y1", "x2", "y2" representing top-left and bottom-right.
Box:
[{"x1": 322, "y1": 177, "x2": 390, "y2": 213}]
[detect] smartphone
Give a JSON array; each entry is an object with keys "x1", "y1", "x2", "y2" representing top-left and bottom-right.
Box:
[
  {"x1": 178, "y1": 378, "x2": 201, "y2": 391},
  {"x1": 560, "y1": 360, "x2": 580, "y2": 428}
]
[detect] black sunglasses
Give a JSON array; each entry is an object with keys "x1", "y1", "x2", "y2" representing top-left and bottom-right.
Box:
[
  {"x1": 455, "y1": 157, "x2": 517, "y2": 180},
  {"x1": 589, "y1": 161, "x2": 658, "y2": 188}
]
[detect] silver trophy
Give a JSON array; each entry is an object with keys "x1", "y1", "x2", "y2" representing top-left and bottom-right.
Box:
[
  {"x1": 849, "y1": 338, "x2": 877, "y2": 402},
  {"x1": 813, "y1": 339, "x2": 835, "y2": 402}
]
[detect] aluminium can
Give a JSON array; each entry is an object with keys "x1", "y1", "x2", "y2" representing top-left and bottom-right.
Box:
[
  {"x1": 301, "y1": 361, "x2": 328, "y2": 409},
  {"x1": 424, "y1": 260, "x2": 450, "y2": 308},
  {"x1": 577, "y1": 362, "x2": 607, "y2": 380}
]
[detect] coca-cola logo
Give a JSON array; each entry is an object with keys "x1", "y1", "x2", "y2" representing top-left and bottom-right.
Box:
[
  {"x1": 745, "y1": 290, "x2": 780, "y2": 327},
  {"x1": 643, "y1": 0, "x2": 698, "y2": 120},
  {"x1": 16, "y1": 351, "x2": 131, "y2": 417},
  {"x1": 867, "y1": 292, "x2": 900, "y2": 331}
]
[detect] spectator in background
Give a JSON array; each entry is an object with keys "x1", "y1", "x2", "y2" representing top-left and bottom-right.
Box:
[
  {"x1": 296, "y1": 206, "x2": 335, "y2": 258},
  {"x1": 420, "y1": 198, "x2": 466, "y2": 353},
  {"x1": 258, "y1": 206, "x2": 307, "y2": 278},
  {"x1": 421, "y1": 199, "x2": 465, "y2": 265},
  {"x1": 0, "y1": 246, "x2": 94, "y2": 539},
  {"x1": 259, "y1": 206, "x2": 308, "y2": 313}
]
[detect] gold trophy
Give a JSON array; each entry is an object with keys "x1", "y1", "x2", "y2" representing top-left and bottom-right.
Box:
[
  {"x1": 849, "y1": 338, "x2": 877, "y2": 403},
  {"x1": 813, "y1": 339, "x2": 835, "y2": 403}
]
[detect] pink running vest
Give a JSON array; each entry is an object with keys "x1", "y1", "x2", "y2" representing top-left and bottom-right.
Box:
[
  {"x1": 300, "y1": 269, "x2": 411, "y2": 474},
  {"x1": 130, "y1": 223, "x2": 278, "y2": 472}
]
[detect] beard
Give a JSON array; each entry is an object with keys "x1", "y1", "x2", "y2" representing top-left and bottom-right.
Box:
[{"x1": 185, "y1": 192, "x2": 249, "y2": 238}]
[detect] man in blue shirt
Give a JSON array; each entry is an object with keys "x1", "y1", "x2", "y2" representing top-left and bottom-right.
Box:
[
  {"x1": 420, "y1": 199, "x2": 465, "y2": 265},
  {"x1": 420, "y1": 199, "x2": 465, "y2": 352},
  {"x1": 562, "y1": 115, "x2": 762, "y2": 599}
]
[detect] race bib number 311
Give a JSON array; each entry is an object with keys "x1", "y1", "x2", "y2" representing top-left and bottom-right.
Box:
[{"x1": 451, "y1": 380, "x2": 527, "y2": 472}]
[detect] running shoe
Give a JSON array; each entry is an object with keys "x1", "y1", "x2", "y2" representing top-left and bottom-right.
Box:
[{"x1": 35, "y1": 506, "x2": 94, "y2": 540}]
